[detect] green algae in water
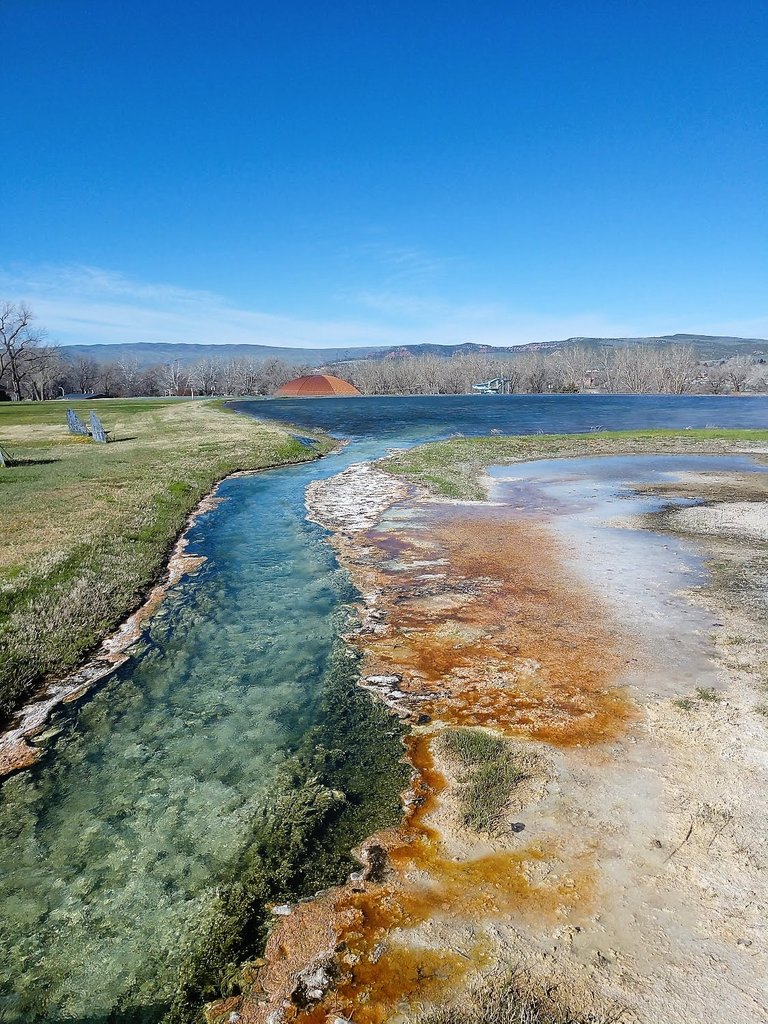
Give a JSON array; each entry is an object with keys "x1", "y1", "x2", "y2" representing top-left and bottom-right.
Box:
[
  {"x1": 169, "y1": 640, "x2": 409, "y2": 1022},
  {"x1": 0, "y1": 624, "x2": 407, "y2": 1024}
]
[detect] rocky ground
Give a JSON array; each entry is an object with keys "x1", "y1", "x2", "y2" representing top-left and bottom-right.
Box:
[{"x1": 227, "y1": 450, "x2": 768, "y2": 1024}]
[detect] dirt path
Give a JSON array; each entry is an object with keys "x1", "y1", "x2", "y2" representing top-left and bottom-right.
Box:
[{"x1": 231, "y1": 458, "x2": 768, "y2": 1024}]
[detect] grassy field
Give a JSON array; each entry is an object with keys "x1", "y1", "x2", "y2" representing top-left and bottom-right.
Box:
[
  {"x1": 383, "y1": 428, "x2": 768, "y2": 500},
  {"x1": 0, "y1": 398, "x2": 333, "y2": 721}
]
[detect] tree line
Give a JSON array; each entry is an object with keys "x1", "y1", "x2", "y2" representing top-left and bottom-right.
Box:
[
  {"x1": 341, "y1": 346, "x2": 768, "y2": 395},
  {"x1": 1, "y1": 302, "x2": 766, "y2": 400}
]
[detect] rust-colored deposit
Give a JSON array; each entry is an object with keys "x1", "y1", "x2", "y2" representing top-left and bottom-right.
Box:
[
  {"x1": 241, "y1": 736, "x2": 595, "y2": 1024},
  {"x1": 235, "y1": 495, "x2": 633, "y2": 1024},
  {"x1": 356, "y1": 503, "x2": 634, "y2": 746}
]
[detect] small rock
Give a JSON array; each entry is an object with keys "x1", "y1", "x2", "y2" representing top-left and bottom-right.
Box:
[
  {"x1": 365, "y1": 674, "x2": 401, "y2": 685},
  {"x1": 361, "y1": 843, "x2": 387, "y2": 882},
  {"x1": 370, "y1": 942, "x2": 387, "y2": 964},
  {"x1": 271, "y1": 904, "x2": 291, "y2": 916},
  {"x1": 292, "y1": 960, "x2": 335, "y2": 1008}
]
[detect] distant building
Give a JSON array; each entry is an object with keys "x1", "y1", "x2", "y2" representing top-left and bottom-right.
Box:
[
  {"x1": 275, "y1": 374, "x2": 362, "y2": 397},
  {"x1": 472, "y1": 377, "x2": 512, "y2": 394}
]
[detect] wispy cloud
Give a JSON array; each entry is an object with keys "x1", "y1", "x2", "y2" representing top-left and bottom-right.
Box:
[
  {"x1": 357, "y1": 243, "x2": 455, "y2": 285},
  {"x1": 352, "y1": 290, "x2": 505, "y2": 320},
  {"x1": 0, "y1": 264, "x2": 405, "y2": 348},
  {"x1": 2, "y1": 262, "x2": 762, "y2": 351}
]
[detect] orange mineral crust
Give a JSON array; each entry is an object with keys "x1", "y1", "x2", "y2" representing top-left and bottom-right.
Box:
[
  {"x1": 355, "y1": 503, "x2": 635, "y2": 747},
  {"x1": 244, "y1": 736, "x2": 595, "y2": 1024}
]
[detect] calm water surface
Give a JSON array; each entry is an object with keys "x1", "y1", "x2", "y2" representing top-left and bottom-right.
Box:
[{"x1": 1, "y1": 396, "x2": 767, "y2": 1021}]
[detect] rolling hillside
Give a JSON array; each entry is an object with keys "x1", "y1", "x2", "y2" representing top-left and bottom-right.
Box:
[{"x1": 58, "y1": 334, "x2": 768, "y2": 368}]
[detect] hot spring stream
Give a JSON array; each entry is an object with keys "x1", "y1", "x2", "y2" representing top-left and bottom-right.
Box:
[{"x1": 1, "y1": 396, "x2": 767, "y2": 1022}]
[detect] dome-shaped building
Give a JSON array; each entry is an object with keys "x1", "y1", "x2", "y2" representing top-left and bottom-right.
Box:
[{"x1": 275, "y1": 374, "x2": 362, "y2": 397}]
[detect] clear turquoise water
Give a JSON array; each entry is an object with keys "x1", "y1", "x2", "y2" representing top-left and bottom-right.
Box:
[{"x1": 1, "y1": 395, "x2": 767, "y2": 1022}]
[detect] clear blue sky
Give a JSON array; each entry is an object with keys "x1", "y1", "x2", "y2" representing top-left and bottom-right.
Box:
[{"x1": 2, "y1": 0, "x2": 766, "y2": 347}]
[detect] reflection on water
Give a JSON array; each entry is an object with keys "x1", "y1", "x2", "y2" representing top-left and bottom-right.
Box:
[
  {"x1": 242, "y1": 392, "x2": 768, "y2": 439},
  {"x1": 1, "y1": 397, "x2": 767, "y2": 1021}
]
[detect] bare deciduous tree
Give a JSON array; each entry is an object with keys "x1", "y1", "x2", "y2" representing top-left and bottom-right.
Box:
[
  {"x1": 722, "y1": 355, "x2": 753, "y2": 393},
  {"x1": 188, "y1": 358, "x2": 220, "y2": 396},
  {"x1": 74, "y1": 356, "x2": 99, "y2": 393},
  {"x1": 555, "y1": 345, "x2": 596, "y2": 392},
  {"x1": 27, "y1": 345, "x2": 63, "y2": 400},
  {"x1": 0, "y1": 302, "x2": 46, "y2": 401},
  {"x1": 159, "y1": 359, "x2": 188, "y2": 396},
  {"x1": 658, "y1": 345, "x2": 699, "y2": 394},
  {"x1": 117, "y1": 357, "x2": 141, "y2": 396},
  {"x1": 612, "y1": 345, "x2": 660, "y2": 393}
]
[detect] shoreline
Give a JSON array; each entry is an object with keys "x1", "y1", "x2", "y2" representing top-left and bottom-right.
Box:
[
  {"x1": 0, "y1": 447, "x2": 336, "y2": 780},
  {"x1": 382, "y1": 428, "x2": 768, "y2": 501}
]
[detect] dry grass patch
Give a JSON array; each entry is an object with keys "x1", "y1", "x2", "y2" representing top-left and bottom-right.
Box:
[{"x1": 417, "y1": 970, "x2": 626, "y2": 1024}]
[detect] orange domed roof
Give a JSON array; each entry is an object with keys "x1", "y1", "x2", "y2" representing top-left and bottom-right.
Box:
[{"x1": 275, "y1": 374, "x2": 362, "y2": 397}]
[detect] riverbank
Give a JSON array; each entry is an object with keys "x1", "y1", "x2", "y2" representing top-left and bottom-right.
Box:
[
  {"x1": 232, "y1": 429, "x2": 768, "y2": 1024},
  {"x1": 0, "y1": 398, "x2": 333, "y2": 745}
]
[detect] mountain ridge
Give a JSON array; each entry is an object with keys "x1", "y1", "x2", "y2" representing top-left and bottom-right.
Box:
[{"x1": 57, "y1": 334, "x2": 768, "y2": 368}]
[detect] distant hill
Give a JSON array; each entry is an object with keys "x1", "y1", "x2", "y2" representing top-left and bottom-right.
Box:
[
  {"x1": 58, "y1": 334, "x2": 768, "y2": 368},
  {"x1": 517, "y1": 334, "x2": 768, "y2": 359},
  {"x1": 57, "y1": 341, "x2": 389, "y2": 368}
]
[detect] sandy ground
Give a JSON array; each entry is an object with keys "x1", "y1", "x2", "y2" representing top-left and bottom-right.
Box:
[{"x1": 229, "y1": 455, "x2": 768, "y2": 1024}]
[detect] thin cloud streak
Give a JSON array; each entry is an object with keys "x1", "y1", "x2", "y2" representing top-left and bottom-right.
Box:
[{"x1": 1, "y1": 264, "x2": 764, "y2": 350}]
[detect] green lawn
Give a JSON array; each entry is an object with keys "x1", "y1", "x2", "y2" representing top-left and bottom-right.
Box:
[
  {"x1": 0, "y1": 398, "x2": 333, "y2": 720},
  {"x1": 383, "y1": 428, "x2": 768, "y2": 500}
]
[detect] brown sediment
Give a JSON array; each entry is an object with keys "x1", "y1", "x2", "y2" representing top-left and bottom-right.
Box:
[
  {"x1": 236, "y1": 457, "x2": 768, "y2": 1024},
  {"x1": 242, "y1": 482, "x2": 627, "y2": 1024}
]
